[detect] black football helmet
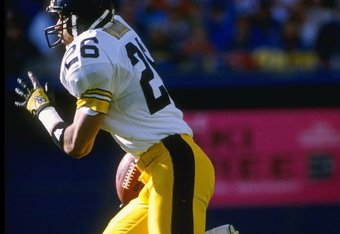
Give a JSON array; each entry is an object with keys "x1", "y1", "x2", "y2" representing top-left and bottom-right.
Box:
[{"x1": 44, "y1": 0, "x2": 114, "y2": 48}]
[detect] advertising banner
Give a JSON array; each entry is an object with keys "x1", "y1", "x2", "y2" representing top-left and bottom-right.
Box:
[{"x1": 184, "y1": 108, "x2": 340, "y2": 207}]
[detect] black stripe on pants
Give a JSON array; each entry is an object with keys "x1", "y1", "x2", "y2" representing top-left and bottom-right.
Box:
[{"x1": 162, "y1": 134, "x2": 195, "y2": 234}]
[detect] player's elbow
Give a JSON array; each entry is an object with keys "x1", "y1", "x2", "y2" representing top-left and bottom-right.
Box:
[
  {"x1": 67, "y1": 150, "x2": 90, "y2": 159},
  {"x1": 62, "y1": 127, "x2": 97, "y2": 159},
  {"x1": 64, "y1": 142, "x2": 92, "y2": 159}
]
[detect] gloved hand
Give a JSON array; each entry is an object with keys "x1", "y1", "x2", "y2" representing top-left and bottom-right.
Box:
[{"x1": 14, "y1": 71, "x2": 55, "y2": 116}]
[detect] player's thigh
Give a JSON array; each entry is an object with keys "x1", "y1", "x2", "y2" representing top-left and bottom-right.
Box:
[
  {"x1": 182, "y1": 134, "x2": 215, "y2": 199},
  {"x1": 182, "y1": 134, "x2": 215, "y2": 233},
  {"x1": 153, "y1": 154, "x2": 176, "y2": 233},
  {"x1": 102, "y1": 198, "x2": 148, "y2": 234},
  {"x1": 194, "y1": 152, "x2": 215, "y2": 233},
  {"x1": 147, "y1": 135, "x2": 214, "y2": 234}
]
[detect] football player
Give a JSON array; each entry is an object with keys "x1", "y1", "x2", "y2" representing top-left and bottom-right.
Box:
[{"x1": 14, "y1": 0, "x2": 238, "y2": 233}]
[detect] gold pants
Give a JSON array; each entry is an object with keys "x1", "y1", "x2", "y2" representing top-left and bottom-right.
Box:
[{"x1": 103, "y1": 134, "x2": 215, "y2": 234}]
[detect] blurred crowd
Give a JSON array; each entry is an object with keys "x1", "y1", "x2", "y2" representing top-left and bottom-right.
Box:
[{"x1": 6, "y1": 0, "x2": 340, "y2": 78}]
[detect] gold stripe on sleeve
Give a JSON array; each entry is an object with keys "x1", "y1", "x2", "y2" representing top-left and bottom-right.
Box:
[
  {"x1": 77, "y1": 89, "x2": 112, "y2": 113},
  {"x1": 76, "y1": 97, "x2": 110, "y2": 113}
]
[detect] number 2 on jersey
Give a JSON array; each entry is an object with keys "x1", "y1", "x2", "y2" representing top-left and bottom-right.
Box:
[{"x1": 126, "y1": 38, "x2": 171, "y2": 114}]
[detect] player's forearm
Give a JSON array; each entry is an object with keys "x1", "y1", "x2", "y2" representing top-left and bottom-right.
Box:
[
  {"x1": 39, "y1": 108, "x2": 92, "y2": 158},
  {"x1": 38, "y1": 106, "x2": 71, "y2": 155}
]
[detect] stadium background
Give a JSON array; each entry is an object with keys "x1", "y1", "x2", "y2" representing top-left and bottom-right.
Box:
[{"x1": 5, "y1": 0, "x2": 340, "y2": 233}]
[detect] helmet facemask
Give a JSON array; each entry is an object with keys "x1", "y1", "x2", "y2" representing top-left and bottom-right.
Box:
[
  {"x1": 44, "y1": 16, "x2": 74, "y2": 48},
  {"x1": 44, "y1": 0, "x2": 114, "y2": 48},
  {"x1": 44, "y1": 1, "x2": 76, "y2": 48}
]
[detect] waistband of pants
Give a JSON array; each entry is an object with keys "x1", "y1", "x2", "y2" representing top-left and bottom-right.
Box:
[{"x1": 136, "y1": 134, "x2": 190, "y2": 172}]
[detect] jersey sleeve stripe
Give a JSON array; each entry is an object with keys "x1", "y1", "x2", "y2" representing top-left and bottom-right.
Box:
[
  {"x1": 81, "y1": 93, "x2": 111, "y2": 102},
  {"x1": 84, "y1": 88, "x2": 112, "y2": 99},
  {"x1": 76, "y1": 97, "x2": 110, "y2": 113}
]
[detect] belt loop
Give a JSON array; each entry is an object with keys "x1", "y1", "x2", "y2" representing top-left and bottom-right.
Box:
[{"x1": 136, "y1": 157, "x2": 146, "y2": 172}]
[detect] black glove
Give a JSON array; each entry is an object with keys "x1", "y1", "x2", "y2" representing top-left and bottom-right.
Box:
[{"x1": 15, "y1": 71, "x2": 55, "y2": 116}]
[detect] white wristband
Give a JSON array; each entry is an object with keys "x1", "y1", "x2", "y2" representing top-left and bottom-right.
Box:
[{"x1": 38, "y1": 106, "x2": 64, "y2": 135}]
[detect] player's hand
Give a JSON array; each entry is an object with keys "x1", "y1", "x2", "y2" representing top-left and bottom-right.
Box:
[{"x1": 14, "y1": 71, "x2": 55, "y2": 116}]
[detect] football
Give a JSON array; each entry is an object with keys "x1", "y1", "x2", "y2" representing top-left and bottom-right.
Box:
[{"x1": 115, "y1": 152, "x2": 144, "y2": 206}]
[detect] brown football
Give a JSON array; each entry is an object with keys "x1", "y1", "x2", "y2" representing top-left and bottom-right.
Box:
[{"x1": 115, "y1": 153, "x2": 144, "y2": 206}]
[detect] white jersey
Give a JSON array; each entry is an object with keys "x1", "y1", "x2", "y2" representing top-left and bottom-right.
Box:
[{"x1": 59, "y1": 15, "x2": 192, "y2": 156}]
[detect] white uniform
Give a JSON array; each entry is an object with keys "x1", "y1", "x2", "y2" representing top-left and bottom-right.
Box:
[{"x1": 59, "y1": 15, "x2": 192, "y2": 156}]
